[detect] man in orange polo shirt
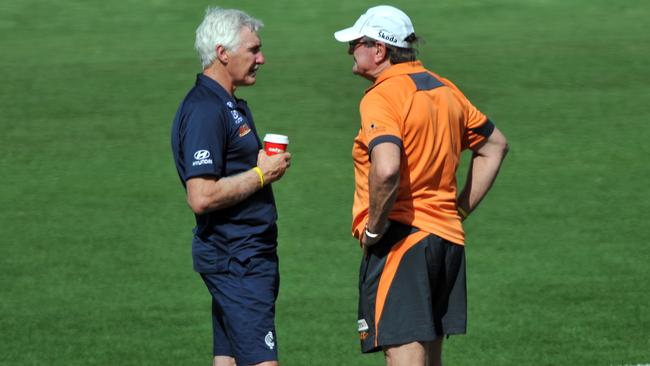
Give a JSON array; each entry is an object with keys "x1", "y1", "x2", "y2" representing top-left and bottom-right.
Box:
[{"x1": 334, "y1": 5, "x2": 508, "y2": 366}]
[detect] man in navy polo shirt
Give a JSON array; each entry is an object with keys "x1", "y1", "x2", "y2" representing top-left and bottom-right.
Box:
[{"x1": 171, "y1": 7, "x2": 291, "y2": 366}]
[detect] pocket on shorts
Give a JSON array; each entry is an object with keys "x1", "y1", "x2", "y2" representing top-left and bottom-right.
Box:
[
  {"x1": 192, "y1": 235, "x2": 229, "y2": 273},
  {"x1": 228, "y1": 257, "x2": 251, "y2": 278}
]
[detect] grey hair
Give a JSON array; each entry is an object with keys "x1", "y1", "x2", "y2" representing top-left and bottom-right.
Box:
[
  {"x1": 194, "y1": 7, "x2": 264, "y2": 69},
  {"x1": 385, "y1": 33, "x2": 420, "y2": 64}
]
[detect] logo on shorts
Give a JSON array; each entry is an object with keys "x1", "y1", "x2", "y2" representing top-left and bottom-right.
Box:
[
  {"x1": 359, "y1": 331, "x2": 369, "y2": 341},
  {"x1": 192, "y1": 149, "x2": 213, "y2": 166},
  {"x1": 265, "y1": 331, "x2": 275, "y2": 350},
  {"x1": 357, "y1": 319, "x2": 369, "y2": 332}
]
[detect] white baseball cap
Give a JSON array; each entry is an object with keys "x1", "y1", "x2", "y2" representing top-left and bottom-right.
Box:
[{"x1": 334, "y1": 5, "x2": 415, "y2": 48}]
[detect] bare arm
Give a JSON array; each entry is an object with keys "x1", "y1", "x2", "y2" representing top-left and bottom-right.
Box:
[
  {"x1": 457, "y1": 126, "x2": 508, "y2": 220},
  {"x1": 362, "y1": 142, "x2": 401, "y2": 248},
  {"x1": 186, "y1": 150, "x2": 291, "y2": 215}
]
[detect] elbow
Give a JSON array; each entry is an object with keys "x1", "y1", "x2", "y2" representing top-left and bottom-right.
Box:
[
  {"x1": 488, "y1": 127, "x2": 509, "y2": 160},
  {"x1": 493, "y1": 131, "x2": 509, "y2": 160},
  {"x1": 186, "y1": 177, "x2": 220, "y2": 215},
  {"x1": 187, "y1": 196, "x2": 209, "y2": 215},
  {"x1": 501, "y1": 141, "x2": 510, "y2": 159},
  {"x1": 375, "y1": 165, "x2": 400, "y2": 186}
]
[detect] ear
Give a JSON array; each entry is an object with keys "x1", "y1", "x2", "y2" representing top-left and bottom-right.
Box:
[
  {"x1": 216, "y1": 45, "x2": 229, "y2": 64},
  {"x1": 374, "y1": 42, "x2": 388, "y2": 63}
]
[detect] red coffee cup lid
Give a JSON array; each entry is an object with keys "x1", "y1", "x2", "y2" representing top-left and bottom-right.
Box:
[{"x1": 263, "y1": 134, "x2": 289, "y2": 145}]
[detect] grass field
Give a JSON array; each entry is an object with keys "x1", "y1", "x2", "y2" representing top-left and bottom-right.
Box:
[{"x1": 1, "y1": 0, "x2": 649, "y2": 365}]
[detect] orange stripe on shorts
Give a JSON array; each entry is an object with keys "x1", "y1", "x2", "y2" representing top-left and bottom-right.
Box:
[{"x1": 374, "y1": 230, "x2": 429, "y2": 347}]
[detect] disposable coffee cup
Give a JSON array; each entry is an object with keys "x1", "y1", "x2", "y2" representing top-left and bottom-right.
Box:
[{"x1": 264, "y1": 134, "x2": 289, "y2": 155}]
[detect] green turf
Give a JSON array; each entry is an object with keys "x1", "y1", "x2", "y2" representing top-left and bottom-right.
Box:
[{"x1": 1, "y1": 0, "x2": 649, "y2": 365}]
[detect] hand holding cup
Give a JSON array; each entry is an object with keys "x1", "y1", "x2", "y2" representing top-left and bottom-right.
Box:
[
  {"x1": 257, "y1": 134, "x2": 291, "y2": 185},
  {"x1": 264, "y1": 134, "x2": 289, "y2": 155}
]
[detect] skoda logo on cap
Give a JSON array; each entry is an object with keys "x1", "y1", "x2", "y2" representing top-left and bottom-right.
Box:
[
  {"x1": 378, "y1": 30, "x2": 399, "y2": 44},
  {"x1": 193, "y1": 150, "x2": 210, "y2": 160}
]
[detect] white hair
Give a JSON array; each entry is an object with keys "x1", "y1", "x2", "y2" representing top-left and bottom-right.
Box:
[{"x1": 194, "y1": 7, "x2": 264, "y2": 69}]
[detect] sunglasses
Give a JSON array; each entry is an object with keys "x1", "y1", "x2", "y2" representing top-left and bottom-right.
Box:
[{"x1": 348, "y1": 38, "x2": 376, "y2": 54}]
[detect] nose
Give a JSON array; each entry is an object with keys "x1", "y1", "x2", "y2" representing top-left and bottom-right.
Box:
[{"x1": 257, "y1": 51, "x2": 265, "y2": 65}]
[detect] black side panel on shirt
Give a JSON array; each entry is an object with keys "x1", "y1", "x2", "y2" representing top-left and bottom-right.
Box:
[{"x1": 408, "y1": 72, "x2": 445, "y2": 91}]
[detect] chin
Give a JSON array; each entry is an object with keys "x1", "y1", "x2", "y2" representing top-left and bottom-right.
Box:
[
  {"x1": 236, "y1": 78, "x2": 257, "y2": 87},
  {"x1": 352, "y1": 67, "x2": 364, "y2": 77}
]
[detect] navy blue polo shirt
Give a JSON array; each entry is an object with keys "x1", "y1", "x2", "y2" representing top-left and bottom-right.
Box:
[{"x1": 171, "y1": 74, "x2": 277, "y2": 273}]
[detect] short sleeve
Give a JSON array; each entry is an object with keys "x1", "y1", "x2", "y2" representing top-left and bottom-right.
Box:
[
  {"x1": 359, "y1": 91, "x2": 403, "y2": 154},
  {"x1": 462, "y1": 101, "x2": 490, "y2": 150},
  {"x1": 444, "y1": 80, "x2": 491, "y2": 150},
  {"x1": 180, "y1": 103, "x2": 227, "y2": 180}
]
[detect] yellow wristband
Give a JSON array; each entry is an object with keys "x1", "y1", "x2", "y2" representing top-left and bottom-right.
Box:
[
  {"x1": 458, "y1": 206, "x2": 468, "y2": 219},
  {"x1": 253, "y1": 166, "x2": 264, "y2": 188}
]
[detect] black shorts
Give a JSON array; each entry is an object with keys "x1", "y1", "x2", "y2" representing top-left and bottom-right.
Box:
[
  {"x1": 357, "y1": 223, "x2": 467, "y2": 353},
  {"x1": 200, "y1": 253, "x2": 280, "y2": 364}
]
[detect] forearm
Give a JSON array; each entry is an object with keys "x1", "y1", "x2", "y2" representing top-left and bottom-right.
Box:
[
  {"x1": 187, "y1": 168, "x2": 263, "y2": 214},
  {"x1": 457, "y1": 154, "x2": 501, "y2": 213},
  {"x1": 367, "y1": 165, "x2": 399, "y2": 233},
  {"x1": 458, "y1": 145, "x2": 508, "y2": 220},
  {"x1": 360, "y1": 142, "x2": 401, "y2": 247},
  {"x1": 457, "y1": 125, "x2": 508, "y2": 218}
]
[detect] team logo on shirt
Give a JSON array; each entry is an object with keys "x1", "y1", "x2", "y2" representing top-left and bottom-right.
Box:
[
  {"x1": 265, "y1": 331, "x2": 275, "y2": 350},
  {"x1": 192, "y1": 149, "x2": 213, "y2": 166},
  {"x1": 368, "y1": 121, "x2": 386, "y2": 134},
  {"x1": 230, "y1": 109, "x2": 244, "y2": 124},
  {"x1": 239, "y1": 123, "x2": 251, "y2": 137}
]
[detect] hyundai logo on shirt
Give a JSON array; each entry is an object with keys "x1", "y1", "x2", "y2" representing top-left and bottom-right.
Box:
[{"x1": 192, "y1": 149, "x2": 213, "y2": 166}]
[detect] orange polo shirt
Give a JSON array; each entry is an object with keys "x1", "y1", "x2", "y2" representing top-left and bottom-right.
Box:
[{"x1": 351, "y1": 61, "x2": 493, "y2": 245}]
